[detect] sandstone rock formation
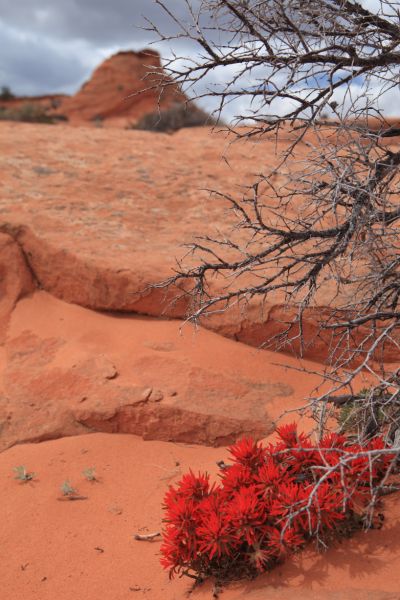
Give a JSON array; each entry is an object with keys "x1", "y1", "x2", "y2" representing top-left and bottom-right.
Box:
[
  {"x1": 0, "y1": 291, "x2": 323, "y2": 451},
  {"x1": 1, "y1": 112, "x2": 399, "y2": 600},
  {"x1": 0, "y1": 233, "x2": 34, "y2": 343},
  {"x1": 59, "y1": 49, "x2": 185, "y2": 124},
  {"x1": 1, "y1": 119, "x2": 378, "y2": 454},
  {"x1": 0, "y1": 122, "x2": 398, "y2": 363},
  {"x1": 0, "y1": 50, "x2": 185, "y2": 126}
]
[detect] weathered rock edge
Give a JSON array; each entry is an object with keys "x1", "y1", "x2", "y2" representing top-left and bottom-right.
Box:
[
  {"x1": 0, "y1": 244, "x2": 298, "y2": 452},
  {"x1": 0, "y1": 232, "x2": 35, "y2": 343},
  {"x1": 1, "y1": 226, "x2": 398, "y2": 365}
]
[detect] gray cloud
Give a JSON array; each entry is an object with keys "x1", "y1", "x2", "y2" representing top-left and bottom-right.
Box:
[
  {"x1": 0, "y1": 21, "x2": 94, "y2": 95},
  {"x1": 0, "y1": 0, "x2": 188, "y2": 46},
  {"x1": 0, "y1": 0, "x2": 198, "y2": 95}
]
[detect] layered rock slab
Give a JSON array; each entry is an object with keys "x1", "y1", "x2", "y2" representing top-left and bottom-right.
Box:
[
  {"x1": 0, "y1": 291, "x2": 330, "y2": 451},
  {"x1": 1, "y1": 433, "x2": 399, "y2": 600},
  {"x1": 2, "y1": 122, "x2": 396, "y2": 362}
]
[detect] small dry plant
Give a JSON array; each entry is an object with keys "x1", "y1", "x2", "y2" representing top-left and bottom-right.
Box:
[
  {"x1": 13, "y1": 466, "x2": 35, "y2": 483},
  {"x1": 82, "y1": 467, "x2": 98, "y2": 482},
  {"x1": 59, "y1": 480, "x2": 87, "y2": 501}
]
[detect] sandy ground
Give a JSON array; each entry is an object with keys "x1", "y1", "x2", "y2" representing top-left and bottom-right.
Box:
[
  {"x1": 1, "y1": 291, "x2": 397, "y2": 600},
  {"x1": 1, "y1": 433, "x2": 399, "y2": 600}
]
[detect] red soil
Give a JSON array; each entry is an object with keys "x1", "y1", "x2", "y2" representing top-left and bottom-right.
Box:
[{"x1": 0, "y1": 286, "x2": 396, "y2": 599}]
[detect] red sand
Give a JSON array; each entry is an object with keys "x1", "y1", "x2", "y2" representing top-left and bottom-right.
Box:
[
  {"x1": 1, "y1": 433, "x2": 399, "y2": 600},
  {"x1": 1, "y1": 289, "x2": 396, "y2": 599}
]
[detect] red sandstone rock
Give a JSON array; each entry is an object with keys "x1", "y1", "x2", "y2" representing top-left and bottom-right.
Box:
[
  {"x1": 1, "y1": 90, "x2": 398, "y2": 600},
  {"x1": 1, "y1": 291, "x2": 329, "y2": 451},
  {"x1": 60, "y1": 50, "x2": 185, "y2": 124},
  {"x1": 0, "y1": 122, "x2": 398, "y2": 362}
]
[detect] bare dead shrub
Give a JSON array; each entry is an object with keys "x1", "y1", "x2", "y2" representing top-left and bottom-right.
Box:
[{"x1": 142, "y1": 0, "x2": 400, "y2": 526}]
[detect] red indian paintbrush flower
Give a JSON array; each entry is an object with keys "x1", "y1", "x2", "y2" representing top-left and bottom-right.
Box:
[
  {"x1": 220, "y1": 463, "x2": 253, "y2": 497},
  {"x1": 255, "y1": 460, "x2": 293, "y2": 501},
  {"x1": 229, "y1": 437, "x2": 266, "y2": 471},
  {"x1": 267, "y1": 526, "x2": 304, "y2": 556},
  {"x1": 160, "y1": 428, "x2": 392, "y2": 581},
  {"x1": 247, "y1": 538, "x2": 272, "y2": 572},
  {"x1": 227, "y1": 485, "x2": 265, "y2": 545},
  {"x1": 176, "y1": 470, "x2": 211, "y2": 501},
  {"x1": 197, "y1": 511, "x2": 234, "y2": 559}
]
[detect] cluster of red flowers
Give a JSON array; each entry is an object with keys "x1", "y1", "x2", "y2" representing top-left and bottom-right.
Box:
[{"x1": 160, "y1": 423, "x2": 393, "y2": 580}]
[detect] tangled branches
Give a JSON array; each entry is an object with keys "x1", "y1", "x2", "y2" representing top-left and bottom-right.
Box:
[{"x1": 146, "y1": 2, "x2": 400, "y2": 439}]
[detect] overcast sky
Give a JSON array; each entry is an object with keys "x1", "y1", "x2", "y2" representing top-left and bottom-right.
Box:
[
  {"x1": 0, "y1": 0, "x2": 196, "y2": 96},
  {"x1": 0, "y1": 0, "x2": 397, "y2": 118}
]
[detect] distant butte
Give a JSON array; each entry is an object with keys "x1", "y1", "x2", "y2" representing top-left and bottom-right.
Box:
[{"x1": 0, "y1": 49, "x2": 186, "y2": 127}]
